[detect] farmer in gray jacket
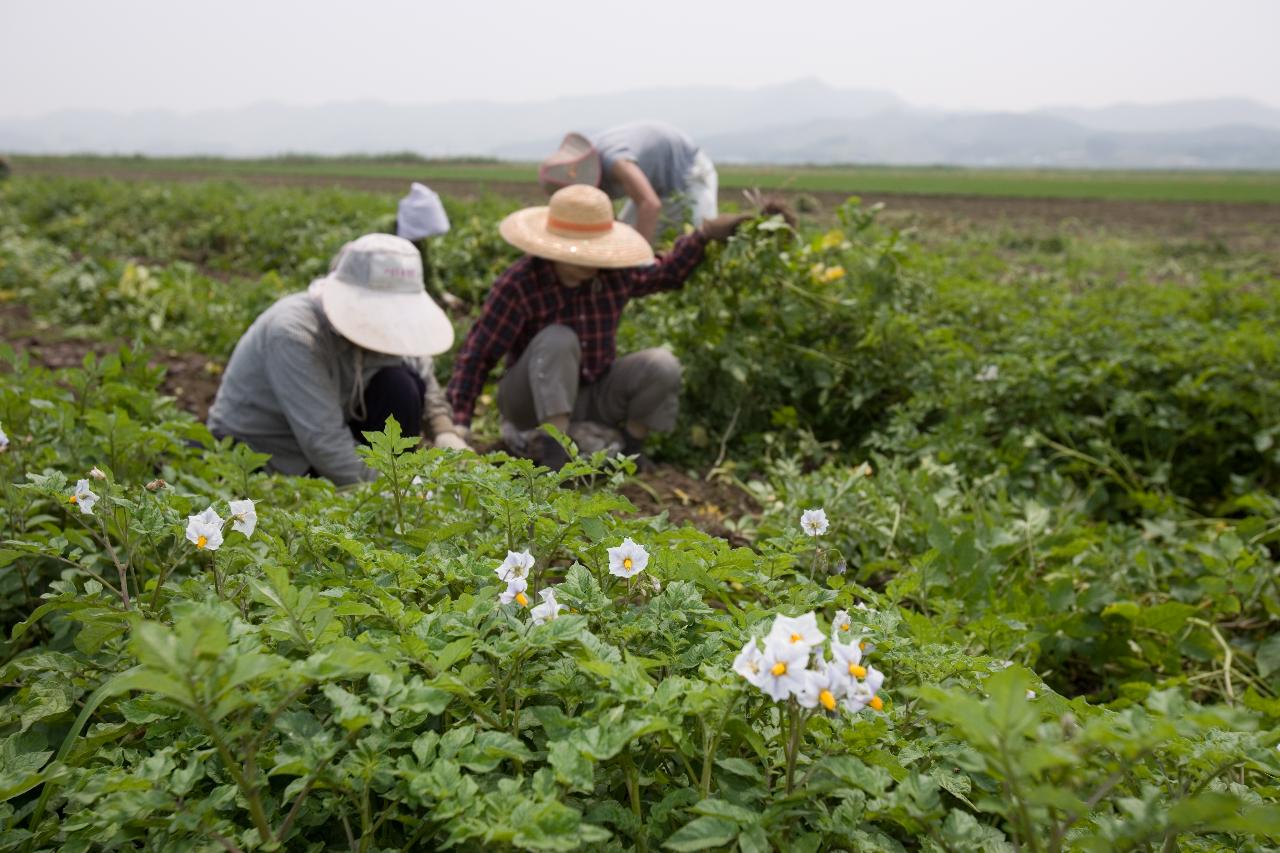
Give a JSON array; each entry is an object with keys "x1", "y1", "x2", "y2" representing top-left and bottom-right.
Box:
[{"x1": 207, "y1": 234, "x2": 467, "y2": 485}]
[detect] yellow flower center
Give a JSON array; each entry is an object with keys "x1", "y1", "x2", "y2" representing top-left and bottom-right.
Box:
[
  {"x1": 859, "y1": 641, "x2": 867, "y2": 651},
  {"x1": 849, "y1": 663, "x2": 867, "y2": 678},
  {"x1": 869, "y1": 695, "x2": 884, "y2": 711},
  {"x1": 840, "y1": 624, "x2": 850, "y2": 631},
  {"x1": 515, "y1": 591, "x2": 529, "y2": 607},
  {"x1": 623, "y1": 557, "x2": 633, "y2": 570},
  {"x1": 197, "y1": 535, "x2": 208, "y2": 549},
  {"x1": 68, "y1": 496, "x2": 78, "y2": 504},
  {"x1": 770, "y1": 662, "x2": 787, "y2": 676},
  {"x1": 789, "y1": 632, "x2": 802, "y2": 643},
  {"x1": 819, "y1": 690, "x2": 837, "y2": 711}
]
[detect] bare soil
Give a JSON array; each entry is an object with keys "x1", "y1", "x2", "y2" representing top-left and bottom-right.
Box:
[
  {"x1": 619, "y1": 466, "x2": 760, "y2": 546},
  {"x1": 1, "y1": 303, "x2": 223, "y2": 421}
]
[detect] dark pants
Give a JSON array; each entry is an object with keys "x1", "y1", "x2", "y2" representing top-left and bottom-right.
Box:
[{"x1": 348, "y1": 366, "x2": 426, "y2": 443}]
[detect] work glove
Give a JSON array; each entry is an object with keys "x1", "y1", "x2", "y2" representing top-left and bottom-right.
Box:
[
  {"x1": 434, "y1": 431, "x2": 471, "y2": 451},
  {"x1": 700, "y1": 213, "x2": 753, "y2": 242}
]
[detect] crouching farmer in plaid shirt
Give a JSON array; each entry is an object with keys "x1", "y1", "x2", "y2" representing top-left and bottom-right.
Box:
[{"x1": 445, "y1": 184, "x2": 749, "y2": 470}]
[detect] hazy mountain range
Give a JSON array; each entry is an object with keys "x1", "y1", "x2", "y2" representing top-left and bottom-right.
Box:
[{"x1": 4, "y1": 78, "x2": 1279, "y2": 169}]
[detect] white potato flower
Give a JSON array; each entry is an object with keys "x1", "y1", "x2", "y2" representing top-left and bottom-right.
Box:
[
  {"x1": 499, "y1": 576, "x2": 529, "y2": 607},
  {"x1": 608, "y1": 538, "x2": 649, "y2": 579},
  {"x1": 0, "y1": 423, "x2": 8, "y2": 452},
  {"x1": 68, "y1": 479, "x2": 99, "y2": 515},
  {"x1": 410, "y1": 475, "x2": 435, "y2": 500},
  {"x1": 829, "y1": 636, "x2": 868, "y2": 683},
  {"x1": 185, "y1": 507, "x2": 224, "y2": 551},
  {"x1": 495, "y1": 550, "x2": 535, "y2": 583},
  {"x1": 228, "y1": 499, "x2": 257, "y2": 538},
  {"x1": 795, "y1": 666, "x2": 841, "y2": 712},
  {"x1": 975, "y1": 364, "x2": 1000, "y2": 383},
  {"x1": 766, "y1": 612, "x2": 825, "y2": 654},
  {"x1": 832, "y1": 609, "x2": 853, "y2": 638},
  {"x1": 758, "y1": 637, "x2": 809, "y2": 702},
  {"x1": 733, "y1": 638, "x2": 766, "y2": 688},
  {"x1": 800, "y1": 508, "x2": 829, "y2": 537},
  {"x1": 88, "y1": 466, "x2": 107, "y2": 480},
  {"x1": 530, "y1": 588, "x2": 562, "y2": 624},
  {"x1": 844, "y1": 665, "x2": 886, "y2": 713}
]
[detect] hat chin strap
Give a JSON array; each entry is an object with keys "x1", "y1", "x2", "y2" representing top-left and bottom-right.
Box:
[{"x1": 347, "y1": 348, "x2": 367, "y2": 422}]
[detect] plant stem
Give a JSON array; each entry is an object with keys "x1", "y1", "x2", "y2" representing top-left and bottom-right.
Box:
[
  {"x1": 210, "y1": 551, "x2": 223, "y2": 599},
  {"x1": 700, "y1": 688, "x2": 743, "y2": 798},
  {"x1": 622, "y1": 749, "x2": 648, "y2": 853},
  {"x1": 1188, "y1": 618, "x2": 1235, "y2": 704},
  {"x1": 785, "y1": 701, "x2": 803, "y2": 795},
  {"x1": 189, "y1": 699, "x2": 275, "y2": 845},
  {"x1": 93, "y1": 515, "x2": 131, "y2": 609}
]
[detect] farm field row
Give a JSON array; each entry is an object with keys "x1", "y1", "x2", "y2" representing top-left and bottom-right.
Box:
[{"x1": 13, "y1": 153, "x2": 1280, "y2": 203}]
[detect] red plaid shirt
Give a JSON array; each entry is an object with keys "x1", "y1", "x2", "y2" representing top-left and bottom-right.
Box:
[{"x1": 446, "y1": 232, "x2": 708, "y2": 426}]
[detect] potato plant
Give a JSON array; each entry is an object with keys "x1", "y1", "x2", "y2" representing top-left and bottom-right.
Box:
[{"x1": 0, "y1": 176, "x2": 1278, "y2": 850}]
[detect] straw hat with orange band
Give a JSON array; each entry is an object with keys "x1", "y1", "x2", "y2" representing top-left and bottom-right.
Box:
[{"x1": 499, "y1": 184, "x2": 654, "y2": 269}]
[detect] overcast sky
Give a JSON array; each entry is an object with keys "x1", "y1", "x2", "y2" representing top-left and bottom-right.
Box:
[{"x1": 3, "y1": 0, "x2": 1278, "y2": 117}]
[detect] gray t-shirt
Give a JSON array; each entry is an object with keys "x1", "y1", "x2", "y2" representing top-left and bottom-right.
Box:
[
  {"x1": 207, "y1": 291, "x2": 453, "y2": 485},
  {"x1": 593, "y1": 122, "x2": 699, "y2": 200}
]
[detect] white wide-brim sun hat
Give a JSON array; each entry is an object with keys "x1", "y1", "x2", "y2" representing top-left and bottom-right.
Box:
[
  {"x1": 500, "y1": 184, "x2": 654, "y2": 268},
  {"x1": 314, "y1": 233, "x2": 455, "y2": 357}
]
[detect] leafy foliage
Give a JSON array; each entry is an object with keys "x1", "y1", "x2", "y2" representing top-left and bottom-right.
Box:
[{"x1": 0, "y1": 176, "x2": 1277, "y2": 850}]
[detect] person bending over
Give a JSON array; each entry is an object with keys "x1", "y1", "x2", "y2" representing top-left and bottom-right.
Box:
[
  {"x1": 539, "y1": 122, "x2": 717, "y2": 245},
  {"x1": 208, "y1": 234, "x2": 467, "y2": 485}
]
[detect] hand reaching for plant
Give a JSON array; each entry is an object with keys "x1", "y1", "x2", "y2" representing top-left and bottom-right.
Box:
[
  {"x1": 758, "y1": 198, "x2": 798, "y2": 228},
  {"x1": 700, "y1": 213, "x2": 754, "y2": 242},
  {"x1": 434, "y1": 431, "x2": 471, "y2": 451},
  {"x1": 743, "y1": 188, "x2": 798, "y2": 228}
]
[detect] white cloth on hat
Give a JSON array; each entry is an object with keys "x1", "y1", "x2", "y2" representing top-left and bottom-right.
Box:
[{"x1": 396, "y1": 183, "x2": 450, "y2": 241}]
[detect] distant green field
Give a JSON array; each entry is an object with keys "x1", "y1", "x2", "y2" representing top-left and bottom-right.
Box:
[{"x1": 12, "y1": 155, "x2": 1280, "y2": 203}]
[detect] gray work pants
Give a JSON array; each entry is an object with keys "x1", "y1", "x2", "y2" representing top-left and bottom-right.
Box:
[{"x1": 498, "y1": 325, "x2": 682, "y2": 433}]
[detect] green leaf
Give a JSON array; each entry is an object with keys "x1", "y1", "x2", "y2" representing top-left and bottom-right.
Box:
[
  {"x1": 1136, "y1": 602, "x2": 1199, "y2": 635},
  {"x1": 1101, "y1": 601, "x2": 1140, "y2": 622},
  {"x1": 1257, "y1": 634, "x2": 1280, "y2": 679},
  {"x1": 663, "y1": 816, "x2": 739, "y2": 851},
  {"x1": 738, "y1": 825, "x2": 769, "y2": 853},
  {"x1": 548, "y1": 739, "x2": 593, "y2": 792},
  {"x1": 434, "y1": 637, "x2": 474, "y2": 672},
  {"x1": 109, "y1": 668, "x2": 195, "y2": 707},
  {"x1": 692, "y1": 798, "x2": 757, "y2": 824},
  {"x1": 714, "y1": 757, "x2": 762, "y2": 781},
  {"x1": 458, "y1": 731, "x2": 533, "y2": 773},
  {"x1": 19, "y1": 680, "x2": 76, "y2": 733}
]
